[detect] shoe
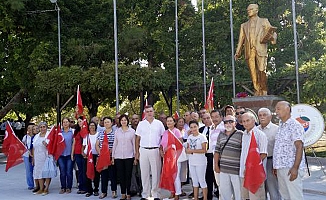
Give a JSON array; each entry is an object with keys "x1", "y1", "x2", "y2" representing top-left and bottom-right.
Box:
[
  {"x1": 94, "y1": 192, "x2": 99, "y2": 196},
  {"x1": 42, "y1": 190, "x2": 49, "y2": 196},
  {"x1": 126, "y1": 195, "x2": 131, "y2": 200},
  {"x1": 120, "y1": 194, "x2": 126, "y2": 200},
  {"x1": 140, "y1": 198, "x2": 147, "y2": 200},
  {"x1": 154, "y1": 198, "x2": 160, "y2": 200},
  {"x1": 32, "y1": 187, "x2": 40, "y2": 193},
  {"x1": 214, "y1": 190, "x2": 219, "y2": 197},
  {"x1": 86, "y1": 193, "x2": 92, "y2": 197},
  {"x1": 34, "y1": 190, "x2": 43, "y2": 195},
  {"x1": 59, "y1": 189, "x2": 66, "y2": 194},
  {"x1": 77, "y1": 190, "x2": 87, "y2": 194},
  {"x1": 112, "y1": 191, "x2": 118, "y2": 198},
  {"x1": 28, "y1": 187, "x2": 34, "y2": 190},
  {"x1": 168, "y1": 194, "x2": 175, "y2": 199},
  {"x1": 66, "y1": 189, "x2": 71, "y2": 194},
  {"x1": 180, "y1": 192, "x2": 186, "y2": 197},
  {"x1": 188, "y1": 192, "x2": 194, "y2": 198},
  {"x1": 99, "y1": 193, "x2": 107, "y2": 199}
]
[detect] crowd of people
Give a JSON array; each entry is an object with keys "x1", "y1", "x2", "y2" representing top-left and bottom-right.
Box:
[{"x1": 17, "y1": 101, "x2": 305, "y2": 200}]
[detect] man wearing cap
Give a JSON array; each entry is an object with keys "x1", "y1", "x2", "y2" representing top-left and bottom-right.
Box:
[{"x1": 214, "y1": 115, "x2": 243, "y2": 200}]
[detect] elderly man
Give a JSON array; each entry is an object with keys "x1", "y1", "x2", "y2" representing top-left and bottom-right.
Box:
[
  {"x1": 199, "y1": 113, "x2": 214, "y2": 200},
  {"x1": 240, "y1": 112, "x2": 268, "y2": 200},
  {"x1": 257, "y1": 108, "x2": 281, "y2": 200},
  {"x1": 273, "y1": 101, "x2": 305, "y2": 200},
  {"x1": 214, "y1": 115, "x2": 243, "y2": 200},
  {"x1": 135, "y1": 105, "x2": 165, "y2": 200}
]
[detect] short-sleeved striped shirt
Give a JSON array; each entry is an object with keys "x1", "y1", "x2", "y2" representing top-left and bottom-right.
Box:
[
  {"x1": 215, "y1": 130, "x2": 243, "y2": 175},
  {"x1": 97, "y1": 129, "x2": 115, "y2": 149}
]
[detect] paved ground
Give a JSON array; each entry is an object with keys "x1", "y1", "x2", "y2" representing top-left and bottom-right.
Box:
[{"x1": 0, "y1": 155, "x2": 325, "y2": 200}]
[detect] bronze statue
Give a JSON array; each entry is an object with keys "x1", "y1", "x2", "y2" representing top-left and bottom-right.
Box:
[{"x1": 234, "y1": 4, "x2": 277, "y2": 96}]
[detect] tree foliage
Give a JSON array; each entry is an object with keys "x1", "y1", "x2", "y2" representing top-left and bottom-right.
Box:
[{"x1": 1, "y1": 0, "x2": 326, "y2": 122}]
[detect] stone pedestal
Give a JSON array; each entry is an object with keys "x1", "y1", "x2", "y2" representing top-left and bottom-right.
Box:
[{"x1": 232, "y1": 95, "x2": 285, "y2": 114}]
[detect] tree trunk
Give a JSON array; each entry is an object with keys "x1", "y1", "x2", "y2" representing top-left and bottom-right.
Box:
[{"x1": 0, "y1": 88, "x2": 26, "y2": 120}]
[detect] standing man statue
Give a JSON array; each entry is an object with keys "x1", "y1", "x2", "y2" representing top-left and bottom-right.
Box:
[{"x1": 234, "y1": 4, "x2": 277, "y2": 96}]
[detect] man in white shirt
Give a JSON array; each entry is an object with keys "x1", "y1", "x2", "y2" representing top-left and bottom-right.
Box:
[
  {"x1": 273, "y1": 101, "x2": 305, "y2": 200},
  {"x1": 199, "y1": 113, "x2": 214, "y2": 200},
  {"x1": 240, "y1": 112, "x2": 268, "y2": 200},
  {"x1": 257, "y1": 108, "x2": 281, "y2": 200},
  {"x1": 135, "y1": 105, "x2": 165, "y2": 200}
]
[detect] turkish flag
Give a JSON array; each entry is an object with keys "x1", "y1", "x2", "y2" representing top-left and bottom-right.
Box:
[
  {"x1": 204, "y1": 77, "x2": 214, "y2": 112},
  {"x1": 141, "y1": 99, "x2": 148, "y2": 121},
  {"x1": 75, "y1": 85, "x2": 84, "y2": 119},
  {"x1": 243, "y1": 131, "x2": 266, "y2": 194},
  {"x1": 173, "y1": 111, "x2": 179, "y2": 120},
  {"x1": 80, "y1": 118, "x2": 89, "y2": 138},
  {"x1": 47, "y1": 125, "x2": 66, "y2": 161},
  {"x1": 159, "y1": 130, "x2": 183, "y2": 192},
  {"x1": 2, "y1": 122, "x2": 27, "y2": 172},
  {"x1": 96, "y1": 132, "x2": 111, "y2": 172},
  {"x1": 86, "y1": 138, "x2": 95, "y2": 180}
]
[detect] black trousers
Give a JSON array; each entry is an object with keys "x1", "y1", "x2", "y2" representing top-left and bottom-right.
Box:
[
  {"x1": 205, "y1": 153, "x2": 216, "y2": 200},
  {"x1": 100, "y1": 164, "x2": 117, "y2": 193},
  {"x1": 86, "y1": 154, "x2": 100, "y2": 193},
  {"x1": 115, "y1": 158, "x2": 134, "y2": 195}
]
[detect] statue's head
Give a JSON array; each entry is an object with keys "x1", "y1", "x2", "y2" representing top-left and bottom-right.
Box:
[{"x1": 247, "y1": 4, "x2": 259, "y2": 17}]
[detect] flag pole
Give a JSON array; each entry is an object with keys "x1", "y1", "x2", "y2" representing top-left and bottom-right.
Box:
[
  {"x1": 201, "y1": 0, "x2": 207, "y2": 103},
  {"x1": 175, "y1": 0, "x2": 180, "y2": 114},
  {"x1": 229, "y1": 0, "x2": 236, "y2": 98},
  {"x1": 113, "y1": 0, "x2": 119, "y2": 112},
  {"x1": 291, "y1": 0, "x2": 300, "y2": 104}
]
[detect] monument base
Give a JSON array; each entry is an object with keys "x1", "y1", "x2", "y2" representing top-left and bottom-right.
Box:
[{"x1": 232, "y1": 95, "x2": 285, "y2": 114}]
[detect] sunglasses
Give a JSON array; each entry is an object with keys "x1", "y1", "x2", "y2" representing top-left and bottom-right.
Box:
[
  {"x1": 223, "y1": 120, "x2": 235, "y2": 124},
  {"x1": 235, "y1": 111, "x2": 245, "y2": 115}
]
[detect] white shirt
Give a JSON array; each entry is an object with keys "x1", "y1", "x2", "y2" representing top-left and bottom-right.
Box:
[
  {"x1": 273, "y1": 118, "x2": 305, "y2": 169},
  {"x1": 183, "y1": 123, "x2": 190, "y2": 139},
  {"x1": 83, "y1": 132, "x2": 99, "y2": 154},
  {"x1": 187, "y1": 133, "x2": 208, "y2": 166},
  {"x1": 135, "y1": 119, "x2": 165, "y2": 148},
  {"x1": 258, "y1": 122, "x2": 278, "y2": 157},
  {"x1": 22, "y1": 134, "x2": 33, "y2": 157},
  {"x1": 209, "y1": 122, "x2": 225, "y2": 153},
  {"x1": 240, "y1": 126, "x2": 268, "y2": 178}
]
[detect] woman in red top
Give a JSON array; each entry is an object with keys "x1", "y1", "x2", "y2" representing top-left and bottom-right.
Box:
[{"x1": 72, "y1": 117, "x2": 87, "y2": 194}]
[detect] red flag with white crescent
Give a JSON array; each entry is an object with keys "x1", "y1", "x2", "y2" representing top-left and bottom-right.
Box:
[
  {"x1": 142, "y1": 99, "x2": 148, "y2": 121},
  {"x1": 159, "y1": 130, "x2": 183, "y2": 192},
  {"x1": 96, "y1": 132, "x2": 111, "y2": 172},
  {"x1": 204, "y1": 77, "x2": 214, "y2": 112},
  {"x1": 76, "y1": 85, "x2": 84, "y2": 118},
  {"x1": 86, "y1": 138, "x2": 95, "y2": 180},
  {"x1": 47, "y1": 124, "x2": 66, "y2": 161},
  {"x1": 243, "y1": 131, "x2": 266, "y2": 194},
  {"x1": 2, "y1": 122, "x2": 27, "y2": 172},
  {"x1": 174, "y1": 111, "x2": 179, "y2": 120}
]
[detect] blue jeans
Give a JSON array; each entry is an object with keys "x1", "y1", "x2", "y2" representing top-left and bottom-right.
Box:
[
  {"x1": 58, "y1": 155, "x2": 74, "y2": 189},
  {"x1": 75, "y1": 154, "x2": 87, "y2": 191},
  {"x1": 23, "y1": 156, "x2": 34, "y2": 189}
]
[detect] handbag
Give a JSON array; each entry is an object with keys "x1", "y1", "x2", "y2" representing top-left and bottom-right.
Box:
[
  {"x1": 42, "y1": 155, "x2": 57, "y2": 178},
  {"x1": 218, "y1": 130, "x2": 237, "y2": 167}
]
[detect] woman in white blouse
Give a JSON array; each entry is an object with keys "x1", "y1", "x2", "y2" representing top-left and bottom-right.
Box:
[{"x1": 112, "y1": 114, "x2": 136, "y2": 200}]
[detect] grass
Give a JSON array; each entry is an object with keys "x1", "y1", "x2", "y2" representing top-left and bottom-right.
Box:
[{"x1": 305, "y1": 137, "x2": 326, "y2": 157}]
